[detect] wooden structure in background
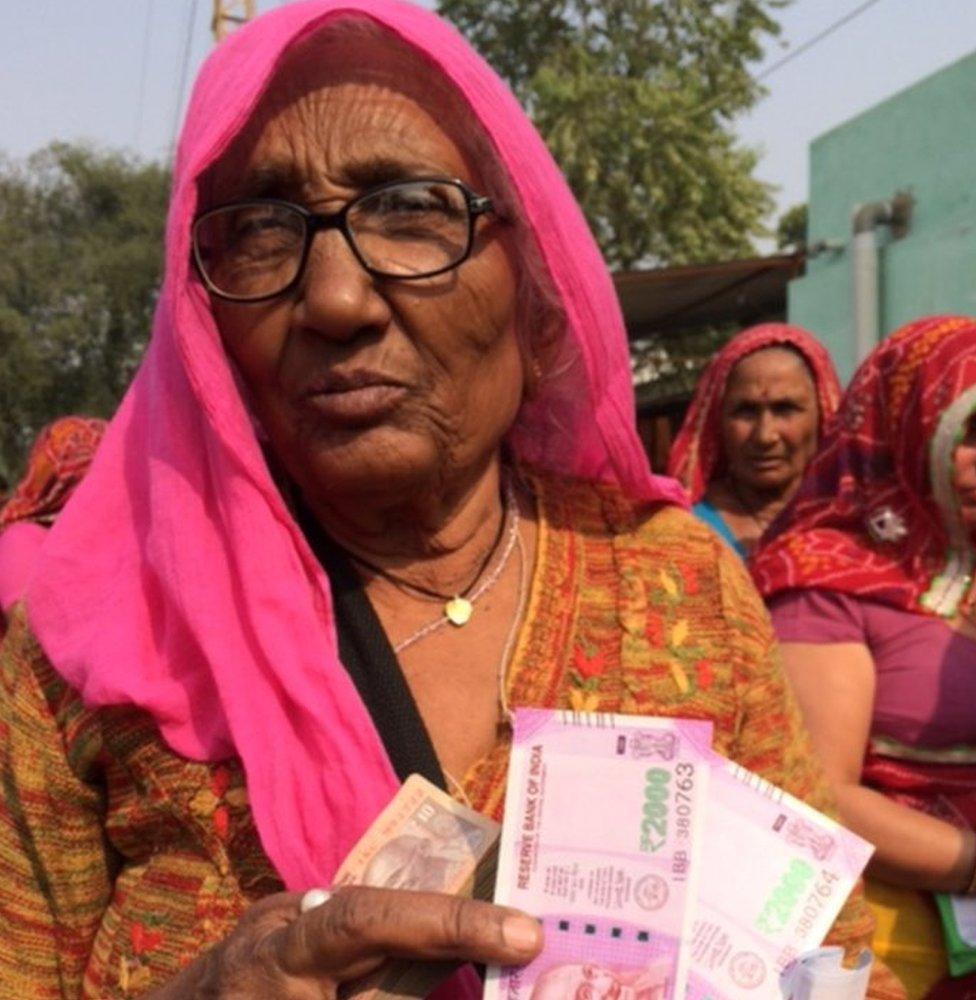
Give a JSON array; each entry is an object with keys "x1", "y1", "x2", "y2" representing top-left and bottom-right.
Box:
[{"x1": 614, "y1": 253, "x2": 804, "y2": 471}]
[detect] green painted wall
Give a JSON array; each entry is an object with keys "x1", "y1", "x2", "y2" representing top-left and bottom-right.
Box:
[{"x1": 788, "y1": 50, "x2": 976, "y2": 382}]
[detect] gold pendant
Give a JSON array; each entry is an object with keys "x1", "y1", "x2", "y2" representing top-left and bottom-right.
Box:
[{"x1": 445, "y1": 596, "x2": 473, "y2": 626}]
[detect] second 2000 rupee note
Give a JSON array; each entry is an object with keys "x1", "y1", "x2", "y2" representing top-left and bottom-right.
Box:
[
  {"x1": 486, "y1": 709, "x2": 714, "y2": 1000},
  {"x1": 685, "y1": 758, "x2": 874, "y2": 1000}
]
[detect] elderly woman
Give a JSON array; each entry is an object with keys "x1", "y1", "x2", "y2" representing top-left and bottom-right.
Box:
[
  {"x1": 0, "y1": 4, "x2": 900, "y2": 999},
  {"x1": 754, "y1": 316, "x2": 976, "y2": 995},
  {"x1": 668, "y1": 323, "x2": 841, "y2": 558}
]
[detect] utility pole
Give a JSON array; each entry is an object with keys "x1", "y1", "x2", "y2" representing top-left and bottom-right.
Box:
[{"x1": 212, "y1": 0, "x2": 255, "y2": 42}]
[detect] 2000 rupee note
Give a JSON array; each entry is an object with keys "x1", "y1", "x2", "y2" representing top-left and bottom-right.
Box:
[{"x1": 486, "y1": 709, "x2": 713, "y2": 1000}]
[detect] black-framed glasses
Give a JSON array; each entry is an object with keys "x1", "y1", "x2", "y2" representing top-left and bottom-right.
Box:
[{"x1": 191, "y1": 177, "x2": 496, "y2": 303}]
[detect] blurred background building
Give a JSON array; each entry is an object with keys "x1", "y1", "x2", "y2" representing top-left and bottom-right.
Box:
[
  {"x1": 626, "y1": 48, "x2": 976, "y2": 467},
  {"x1": 790, "y1": 49, "x2": 976, "y2": 381}
]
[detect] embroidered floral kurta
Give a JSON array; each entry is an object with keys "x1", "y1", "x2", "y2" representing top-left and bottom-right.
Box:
[{"x1": 0, "y1": 475, "x2": 903, "y2": 998}]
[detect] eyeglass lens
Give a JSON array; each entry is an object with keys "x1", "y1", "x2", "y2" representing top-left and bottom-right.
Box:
[{"x1": 194, "y1": 179, "x2": 474, "y2": 299}]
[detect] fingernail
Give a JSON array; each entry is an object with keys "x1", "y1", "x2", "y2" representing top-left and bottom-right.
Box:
[{"x1": 502, "y1": 914, "x2": 540, "y2": 952}]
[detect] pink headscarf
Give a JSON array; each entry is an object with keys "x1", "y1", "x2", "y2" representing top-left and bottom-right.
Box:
[{"x1": 26, "y1": 0, "x2": 684, "y2": 905}]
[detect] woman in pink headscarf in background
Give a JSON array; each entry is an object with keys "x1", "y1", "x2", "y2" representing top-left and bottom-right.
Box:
[
  {"x1": 0, "y1": 3, "x2": 899, "y2": 998},
  {"x1": 668, "y1": 323, "x2": 841, "y2": 558}
]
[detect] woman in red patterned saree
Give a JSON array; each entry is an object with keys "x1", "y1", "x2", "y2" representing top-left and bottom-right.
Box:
[{"x1": 754, "y1": 315, "x2": 976, "y2": 995}]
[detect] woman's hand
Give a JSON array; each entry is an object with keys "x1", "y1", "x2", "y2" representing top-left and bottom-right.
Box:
[{"x1": 144, "y1": 885, "x2": 542, "y2": 999}]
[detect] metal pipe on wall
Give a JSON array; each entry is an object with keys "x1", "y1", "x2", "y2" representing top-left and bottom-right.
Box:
[
  {"x1": 850, "y1": 194, "x2": 914, "y2": 364},
  {"x1": 852, "y1": 202, "x2": 892, "y2": 365}
]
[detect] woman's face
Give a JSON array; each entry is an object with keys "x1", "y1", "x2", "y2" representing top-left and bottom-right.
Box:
[
  {"x1": 720, "y1": 346, "x2": 819, "y2": 496},
  {"x1": 952, "y1": 413, "x2": 976, "y2": 534},
  {"x1": 204, "y1": 42, "x2": 522, "y2": 503}
]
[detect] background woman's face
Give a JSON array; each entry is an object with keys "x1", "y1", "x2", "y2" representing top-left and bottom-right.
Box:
[
  {"x1": 720, "y1": 346, "x2": 819, "y2": 496},
  {"x1": 206, "y1": 40, "x2": 523, "y2": 502}
]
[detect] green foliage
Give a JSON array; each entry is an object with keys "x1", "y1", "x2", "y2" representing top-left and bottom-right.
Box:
[
  {"x1": 632, "y1": 323, "x2": 736, "y2": 405},
  {"x1": 438, "y1": 0, "x2": 786, "y2": 269},
  {"x1": 0, "y1": 143, "x2": 169, "y2": 483},
  {"x1": 776, "y1": 201, "x2": 808, "y2": 251}
]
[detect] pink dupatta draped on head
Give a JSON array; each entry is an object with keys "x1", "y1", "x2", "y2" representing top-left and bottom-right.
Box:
[{"x1": 26, "y1": 0, "x2": 685, "y2": 904}]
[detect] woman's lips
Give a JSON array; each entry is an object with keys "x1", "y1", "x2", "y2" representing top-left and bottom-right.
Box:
[
  {"x1": 299, "y1": 382, "x2": 408, "y2": 425},
  {"x1": 747, "y1": 455, "x2": 786, "y2": 469}
]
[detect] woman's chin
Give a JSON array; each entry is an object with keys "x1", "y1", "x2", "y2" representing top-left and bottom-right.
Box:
[
  {"x1": 735, "y1": 471, "x2": 795, "y2": 497},
  {"x1": 287, "y1": 429, "x2": 443, "y2": 503}
]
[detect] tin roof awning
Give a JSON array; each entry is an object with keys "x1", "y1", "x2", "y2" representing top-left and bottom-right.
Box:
[{"x1": 613, "y1": 253, "x2": 804, "y2": 337}]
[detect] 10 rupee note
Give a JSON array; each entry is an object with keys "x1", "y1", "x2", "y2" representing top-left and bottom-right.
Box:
[{"x1": 335, "y1": 773, "x2": 500, "y2": 1000}]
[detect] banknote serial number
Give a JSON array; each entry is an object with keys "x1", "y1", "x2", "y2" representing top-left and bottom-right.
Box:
[
  {"x1": 639, "y1": 763, "x2": 695, "y2": 854},
  {"x1": 754, "y1": 858, "x2": 844, "y2": 937}
]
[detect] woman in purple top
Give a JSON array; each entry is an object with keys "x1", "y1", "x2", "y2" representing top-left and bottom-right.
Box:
[{"x1": 753, "y1": 316, "x2": 976, "y2": 994}]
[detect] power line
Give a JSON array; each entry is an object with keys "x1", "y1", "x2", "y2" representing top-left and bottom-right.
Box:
[
  {"x1": 170, "y1": 0, "x2": 201, "y2": 159},
  {"x1": 133, "y1": 0, "x2": 155, "y2": 150},
  {"x1": 757, "y1": 0, "x2": 888, "y2": 82},
  {"x1": 681, "y1": 0, "x2": 888, "y2": 122}
]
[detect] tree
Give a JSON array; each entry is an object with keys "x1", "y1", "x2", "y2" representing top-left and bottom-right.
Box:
[
  {"x1": 0, "y1": 143, "x2": 169, "y2": 483},
  {"x1": 437, "y1": 0, "x2": 786, "y2": 269},
  {"x1": 776, "y1": 202, "x2": 807, "y2": 252}
]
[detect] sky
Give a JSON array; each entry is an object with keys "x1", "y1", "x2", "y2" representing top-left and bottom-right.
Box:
[{"x1": 4, "y1": 0, "x2": 976, "y2": 230}]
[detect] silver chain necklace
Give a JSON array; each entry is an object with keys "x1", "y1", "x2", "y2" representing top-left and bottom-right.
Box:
[{"x1": 392, "y1": 479, "x2": 521, "y2": 654}]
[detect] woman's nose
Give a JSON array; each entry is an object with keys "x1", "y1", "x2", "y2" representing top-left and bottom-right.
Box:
[
  {"x1": 753, "y1": 410, "x2": 779, "y2": 444},
  {"x1": 292, "y1": 229, "x2": 392, "y2": 340}
]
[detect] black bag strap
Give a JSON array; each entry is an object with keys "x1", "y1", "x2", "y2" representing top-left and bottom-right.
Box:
[{"x1": 297, "y1": 503, "x2": 447, "y2": 791}]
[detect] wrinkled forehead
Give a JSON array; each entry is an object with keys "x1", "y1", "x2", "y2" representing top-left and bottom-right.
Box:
[
  {"x1": 199, "y1": 19, "x2": 481, "y2": 205},
  {"x1": 725, "y1": 345, "x2": 815, "y2": 394}
]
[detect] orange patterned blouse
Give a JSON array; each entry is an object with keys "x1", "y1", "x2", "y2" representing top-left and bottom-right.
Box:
[{"x1": 0, "y1": 473, "x2": 904, "y2": 998}]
